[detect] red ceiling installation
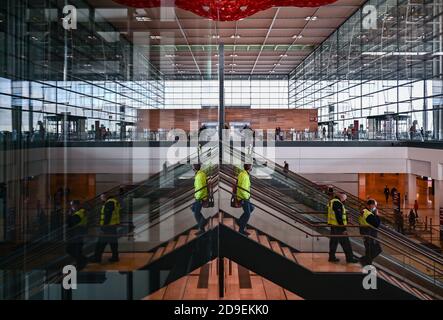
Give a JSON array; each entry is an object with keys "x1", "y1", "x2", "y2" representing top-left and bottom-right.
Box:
[{"x1": 114, "y1": 0, "x2": 337, "y2": 21}]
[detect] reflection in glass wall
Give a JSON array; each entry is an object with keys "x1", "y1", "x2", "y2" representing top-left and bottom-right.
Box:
[
  {"x1": 289, "y1": 0, "x2": 443, "y2": 140},
  {"x1": 0, "y1": 0, "x2": 164, "y2": 142}
]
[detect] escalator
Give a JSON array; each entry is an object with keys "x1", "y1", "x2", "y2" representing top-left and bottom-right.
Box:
[
  {"x1": 1, "y1": 144, "x2": 442, "y2": 300},
  {"x1": 0, "y1": 146, "x2": 219, "y2": 299},
  {"x1": 217, "y1": 145, "x2": 443, "y2": 299}
]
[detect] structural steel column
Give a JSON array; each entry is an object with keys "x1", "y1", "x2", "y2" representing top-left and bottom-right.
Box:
[{"x1": 217, "y1": 43, "x2": 225, "y2": 298}]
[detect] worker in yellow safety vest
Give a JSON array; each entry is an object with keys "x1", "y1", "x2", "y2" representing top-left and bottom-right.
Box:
[
  {"x1": 66, "y1": 200, "x2": 88, "y2": 268},
  {"x1": 236, "y1": 163, "x2": 254, "y2": 236},
  {"x1": 359, "y1": 199, "x2": 381, "y2": 266},
  {"x1": 327, "y1": 193, "x2": 358, "y2": 264},
  {"x1": 90, "y1": 194, "x2": 121, "y2": 263},
  {"x1": 192, "y1": 163, "x2": 209, "y2": 236}
]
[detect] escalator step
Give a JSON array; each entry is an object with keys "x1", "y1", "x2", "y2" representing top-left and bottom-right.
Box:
[
  {"x1": 258, "y1": 235, "x2": 272, "y2": 249},
  {"x1": 247, "y1": 229, "x2": 259, "y2": 242},
  {"x1": 270, "y1": 241, "x2": 283, "y2": 256},
  {"x1": 223, "y1": 218, "x2": 235, "y2": 229},
  {"x1": 163, "y1": 241, "x2": 177, "y2": 255},
  {"x1": 175, "y1": 235, "x2": 188, "y2": 249},
  {"x1": 188, "y1": 230, "x2": 198, "y2": 241},
  {"x1": 151, "y1": 246, "x2": 166, "y2": 261},
  {"x1": 281, "y1": 247, "x2": 297, "y2": 263}
]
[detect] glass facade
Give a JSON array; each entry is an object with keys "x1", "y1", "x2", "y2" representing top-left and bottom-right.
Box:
[
  {"x1": 289, "y1": 0, "x2": 443, "y2": 140},
  {"x1": 0, "y1": 0, "x2": 164, "y2": 141},
  {"x1": 165, "y1": 78, "x2": 289, "y2": 109}
]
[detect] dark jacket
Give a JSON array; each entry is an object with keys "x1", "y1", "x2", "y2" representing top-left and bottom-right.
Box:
[
  {"x1": 361, "y1": 211, "x2": 380, "y2": 237},
  {"x1": 102, "y1": 200, "x2": 115, "y2": 226},
  {"x1": 332, "y1": 198, "x2": 345, "y2": 225}
]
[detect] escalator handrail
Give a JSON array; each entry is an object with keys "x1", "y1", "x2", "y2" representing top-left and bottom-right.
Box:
[
  {"x1": 249, "y1": 148, "x2": 440, "y2": 254},
  {"x1": 1, "y1": 147, "x2": 215, "y2": 264},
  {"x1": 220, "y1": 169, "x2": 443, "y2": 272},
  {"x1": 218, "y1": 182, "x2": 443, "y2": 292},
  {"x1": 225, "y1": 144, "x2": 443, "y2": 262}
]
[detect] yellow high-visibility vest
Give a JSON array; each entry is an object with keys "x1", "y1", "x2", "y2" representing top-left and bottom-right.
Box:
[
  {"x1": 236, "y1": 169, "x2": 250, "y2": 201},
  {"x1": 327, "y1": 198, "x2": 347, "y2": 226},
  {"x1": 100, "y1": 198, "x2": 121, "y2": 226},
  {"x1": 73, "y1": 208, "x2": 87, "y2": 227},
  {"x1": 359, "y1": 208, "x2": 374, "y2": 227},
  {"x1": 194, "y1": 170, "x2": 208, "y2": 200}
]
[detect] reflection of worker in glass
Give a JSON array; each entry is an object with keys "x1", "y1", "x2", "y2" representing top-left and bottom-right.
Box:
[
  {"x1": 192, "y1": 164, "x2": 208, "y2": 236},
  {"x1": 66, "y1": 200, "x2": 88, "y2": 269},
  {"x1": 90, "y1": 194, "x2": 121, "y2": 263},
  {"x1": 236, "y1": 164, "x2": 254, "y2": 236},
  {"x1": 359, "y1": 199, "x2": 381, "y2": 266},
  {"x1": 327, "y1": 193, "x2": 358, "y2": 263}
]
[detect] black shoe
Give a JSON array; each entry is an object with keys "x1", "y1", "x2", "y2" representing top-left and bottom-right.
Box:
[
  {"x1": 359, "y1": 257, "x2": 369, "y2": 266},
  {"x1": 108, "y1": 257, "x2": 119, "y2": 263},
  {"x1": 201, "y1": 218, "x2": 209, "y2": 228},
  {"x1": 239, "y1": 230, "x2": 251, "y2": 236},
  {"x1": 195, "y1": 229, "x2": 205, "y2": 236},
  {"x1": 328, "y1": 257, "x2": 340, "y2": 263},
  {"x1": 346, "y1": 257, "x2": 359, "y2": 264}
]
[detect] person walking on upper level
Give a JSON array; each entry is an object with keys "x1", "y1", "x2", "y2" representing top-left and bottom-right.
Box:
[
  {"x1": 192, "y1": 163, "x2": 209, "y2": 236},
  {"x1": 408, "y1": 208, "x2": 416, "y2": 231},
  {"x1": 359, "y1": 199, "x2": 381, "y2": 266},
  {"x1": 236, "y1": 164, "x2": 254, "y2": 236},
  {"x1": 383, "y1": 185, "x2": 390, "y2": 204},
  {"x1": 90, "y1": 193, "x2": 121, "y2": 263},
  {"x1": 413, "y1": 200, "x2": 419, "y2": 218},
  {"x1": 327, "y1": 193, "x2": 358, "y2": 263}
]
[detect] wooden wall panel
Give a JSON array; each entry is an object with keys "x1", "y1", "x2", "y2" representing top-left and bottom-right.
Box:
[{"x1": 137, "y1": 108, "x2": 318, "y2": 131}]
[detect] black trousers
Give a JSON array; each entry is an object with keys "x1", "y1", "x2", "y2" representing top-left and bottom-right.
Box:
[
  {"x1": 329, "y1": 226, "x2": 354, "y2": 260},
  {"x1": 361, "y1": 236, "x2": 382, "y2": 265},
  {"x1": 94, "y1": 226, "x2": 119, "y2": 260},
  {"x1": 66, "y1": 236, "x2": 86, "y2": 266},
  {"x1": 238, "y1": 200, "x2": 254, "y2": 232}
]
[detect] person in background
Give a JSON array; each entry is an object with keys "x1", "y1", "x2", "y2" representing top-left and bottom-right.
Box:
[
  {"x1": 283, "y1": 161, "x2": 289, "y2": 176},
  {"x1": 383, "y1": 185, "x2": 390, "y2": 204},
  {"x1": 236, "y1": 164, "x2": 254, "y2": 236},
  {"x1": 390, "y1": 187, "x2": 397, "y2": 201},
  {"x1": 359, "y1": 199, "x2": 381, "y2": 266},
  {"x1": 409, "y1": 124, "x2": 416, "y2": 140},
  {"x1": 327, "y1": 186, "x2": 334, "y2": 201},
  {"x1": 275, "y1": 127, "x2": 281, "y2": 140},
  {"x1": 394, "y1": 209, "x2": 404, "y2": 234},
  {"x1": 413, "y1": 200, "x2": 419, "y2": 218},
  {"x1": 37, "y1": 121, "x2": 46, "y2": 140},
  {"x1": 408, "y1": 208, "x2": 416, "y2": 232},
  {"x1": 420, "y1": 127, "x2": 424, "y2": 140},
  {"x1": 192, "y1": 163, "x2": 208, "y2": 236},
  {"x1": 66, "y1": 200, "x2": 88, "y2": 269},
  {"x1": 90, "y1": 193, "x2": 121, "y2": 263},
  {"x1": 327, "y1": 193, "x2": 358, "y2": 263},
  {"x1": 322, "y1": 127, "x2": 326, "y2": 139}
]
